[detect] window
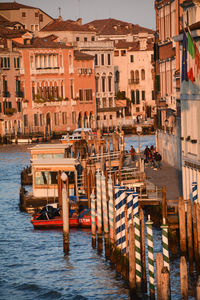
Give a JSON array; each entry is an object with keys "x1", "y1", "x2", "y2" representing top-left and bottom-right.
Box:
[
  {"x1": 76, "y1": 37, "x2": 79, "y2": 41},
  {"x1": 104, "y1": 115, "x2": 106, "y2": 120},
  {"x1": 54, "y1": 112, "x2": 59, "y2": 125},
  {"x1": 34, "y1": 114, "x2": 38, "y2": 126},
  {"x1": 142, "y1": 90, "x2": 145, "y2": 100},
  {"x1": 110, "y1": 115, "x2": 112, "y2": 120},
  {"x1": 115, "y1": 70, "x2": 119, "y2": 83},
  {"x1": 1, "y1": 57, "x2": 10, "y2": 69},
  {"x1": 96, "y1": 98, "x2": 100, "y2": 108},
  {"x1": 114, "y1": 50, "x2": 119, "y2": 56},
  {"x1": 141, "y1": 69, "x2": 145, "y2": 80},
  {"x1": 155, "y1": 75, "x2": 160, "y2": 92},
  {"x1": 72, "y1": 112, "x2": 76, "y2": 124},
  {"x1": 95, "y1": 77, "x2": 99, "y2": 92},
  {"x1": 39, "y1": 14, "x2": 43, "y2": 22},
  {"x1": 40, "y1": 114, "x2": 44, "y2": 126},
  {"x1": 22, "y1": 12, "x2": 26, "y2": 17},
  {"x1": 131, "y1": 90, "x2": 135, "y2": 104},
  {"x1": 103, "y1": 98, "x2": 106, "y2": 107},
  {"x1": 24, "y1": 114, "x2": 28, "y2": 127},
  {"x1": 31, "y1": 25, "x2": 34, "y2": 31},
  {"x1": 35, "y1": 25, "x2": 39, "y2": 31},
  {"x1": 130, "y1": 55, "x2": 134, "y2": 62},
  {"x1": 95, "y1": 54, "x2": 98, "y2": 66},
  {"x1": 121, "y1": 50, "x2": 126, "y2": 56},
  {"x1": 84, "y1": 37, "x2": 87, "y2": 42},
  {"x1": 136, "y1": 90, "x2": 140, "y2": 104},
  {"x1": 108, "y1": 76, "x2": 112, "y2": 92},
  {"x1": 101, "y1": 54, "x2": 104, "y2": 65},
  {"x1": 136, "y1": 107, "x2": 140, "y2": 112},
  {"x1": 152, "y1": 90, "x2": 155, "y2": 100},
  {"x1": 91, "y1": 36, "x2": 95, "y2": 41},
  {"x1": 107, "y1": 53, "x2": 111, "y2": 65},
  {"x1": 70, "y1": 83, "x2": 73, "y2": 99},
  {"x1": 102, "y1": 77, "x2": 105, "y2": 92},
  {"x1": 109, "y1": 97, "x2": 113, "y2": 107},
  {"x1": 35, "y1": 12, "x2": 39, "y2": 17},
  {"x1": 14, "y1": 57, "x2": 20, "y2": 69},
  {"x1": 17, "y1": 101, "x2": 21, "y2": 112},
  {"x1": 84, "y1": 89, "x2": 92, "y2": 101},
  {"x1": 62, "y1": 112, "x2": 67, "y2": 124},
  {"x1": 79, "y1": 89, "x2": 83, "y2": 101}
]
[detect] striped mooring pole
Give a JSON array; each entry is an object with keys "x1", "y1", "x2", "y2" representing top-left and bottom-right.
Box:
[
  {"x1": 96, "y1": 171, "x2": 102, "y2": 250},
  {"x1": 90, "y1": 191, "x2": 96, "y2": 248},
  {"x1": 161, "y1": 217, "x2": 170, "y2": 271},
  {"x1": 101, "y1": 173, "x2": 109, "y2": 235},
  {"x1": 126, "y1": 189, "x2": 134, "y2": 227},
  {"x1": 133, "y1": 192, "x2": 142, "y2": 288},
  {"x1": 120, "y1": 186, "x2": 127, "y2": 254},
  {"x1": 115, "y1": 184, "x2": 122, "y2": 249},
  {"x1": 108, "y1": 175, "x2": 114, "y2": 244},
  {"x1": 146, "y1": 215, "x2": 155, "y2": 299},
  {"x1": 192, "y1": 181, "x2": 198, "y2": 203}
]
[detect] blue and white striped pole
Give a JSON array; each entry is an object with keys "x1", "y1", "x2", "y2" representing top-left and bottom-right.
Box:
[
  {"x1": 126, "y1": 189, "x2": 134, "y2": 227},
  {"x1": 192, "y1": 182, "x2": 198, "y2": 203},
  {"x1": 133, "y1": 192, "x2": 142, "y2": 288},
  {"x1": 114, "y1": 184, "x2": 122, "y2": 249},
  {"x1": 120, "y1": 186, "x2": 127, "y2": 254}
]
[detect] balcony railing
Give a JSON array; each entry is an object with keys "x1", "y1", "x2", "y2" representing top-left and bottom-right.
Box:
[
  {"x1": 3, "y1": 91, "x2": 10, "y2": 98},
  {"x1": 128, "y1": 78, "x2": 139, "y2": 84}
]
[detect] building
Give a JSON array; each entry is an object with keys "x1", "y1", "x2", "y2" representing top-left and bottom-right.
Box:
[
  {"x1": 0, "y1": 27, "x2": 96, "y2": 137},
  {"x1": 174, "y1": 0, "x2": 200, "y2": 200},
  {"x1": 0, "y1": 1, "x2": 53, "y2": 32},
  {"x1": 86, "y1": 18, "x2": 156, "y2": 126},
  {"x1": 154, "y1": 0, "x2": 184, "y2": 170}
]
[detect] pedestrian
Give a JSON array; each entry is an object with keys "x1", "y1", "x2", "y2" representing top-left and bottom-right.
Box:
[
  {"x1": 130, "y1": 145, "x2": 136, "y2": 161},
  {"x1": 153, "y1": 152, "x2": 162, "y2": 170},
  {"x1": 144, "y1": 145, "x2": 150, "y2": 164}
]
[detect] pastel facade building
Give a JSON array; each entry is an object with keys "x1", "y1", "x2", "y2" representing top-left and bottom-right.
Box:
[{"x1": 0, "y1": 1, "x2": 53, "y2": 32}]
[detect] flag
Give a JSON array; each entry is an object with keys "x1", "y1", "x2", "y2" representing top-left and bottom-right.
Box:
[
  {"x1": 181, "y1": 31, "x2": 188, "y2": 81},
  {"x1": 195, "y1": 44, "x2": 200, "y2": 77},
  {"x1": 187, "y1": 31, "x2": 195, "y2": 82}
]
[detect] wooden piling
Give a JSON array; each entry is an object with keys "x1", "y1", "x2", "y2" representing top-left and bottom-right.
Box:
[
  {"x1": 162, "y1": 186, "x2": 167, "y2": 222},
  {"x1": 129, "y1": 223, "x2": 136, "y2": 295},
  {"x1": 186, "y1": 200, "x2": 193, "y2": 274},
  {"x1": 178, "y1": 196, "x2": 187, "y2": 256},
  {"x1": 139, "y1": 208, "x2": 147, "y2": 292},
  {"x1": 57, "y1": 170, "x2": 62, "y2": 211},
  {"x1": 156, "y1": 253, "x2": 164, "y2": 300},
  {"x1": 180, "y1": 256, "x2": 188, "y2": 300},
  {"x1": 160, "y1": 266, "x2": 170, "y2": 300},
  {"x1": 196, "y1": 276, "x2": 200, "y2": 300},
  {"x1": 192, "y1": 203, "x2": 199, "y2": 273},
  {"x1": 62, "y1": 174, "x2": 69, "y2": 253},
  {"x1": 91, "y1": 191, "x2": 96, "y2": 248}
]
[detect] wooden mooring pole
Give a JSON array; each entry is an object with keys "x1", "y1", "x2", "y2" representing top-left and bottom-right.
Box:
[
  {"x1": 129, "y1": 223, "x2": 136, "y2": 296},
  {"x1": 160, "y1": 266, "x2": 170, "y2": 300},
  {"x1": 178, "y1": 197, "x2": 187, "y2": 256},
  {"x1": 180, "y1": 256, "x2": 188, "y2": 300},
  {"x1": 156, "y1": 253, "x2": 164, "y2": 300},
  {"x1": 162, "y1": 186, "x2": 167, "y2": 222},
  {"x1": 61, "y1": 172, "x2": 69, "y2": 253},
  {"x1": 186, "y1": 200, "x2": 193, "y2": 274}
]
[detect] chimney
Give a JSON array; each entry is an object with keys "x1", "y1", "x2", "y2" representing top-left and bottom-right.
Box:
[{"x1": 76, "y1": 18, "x2": 82, "y2": 26}]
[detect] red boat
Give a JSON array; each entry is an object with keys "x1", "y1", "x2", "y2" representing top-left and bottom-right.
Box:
[
  {"x1": 78, "y1": 209, "x2": 96, "y2": 228},
  {"x1": 31, "y1": 216, "x2": 79, "y2": 229},
  {"x1": 31, "y1": 205, "x2": 79, "y2": 229}
]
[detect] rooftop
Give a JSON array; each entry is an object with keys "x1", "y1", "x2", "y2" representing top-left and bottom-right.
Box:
[{"x1": 41, "y1": 18, "x2": 94, "y2": 33}]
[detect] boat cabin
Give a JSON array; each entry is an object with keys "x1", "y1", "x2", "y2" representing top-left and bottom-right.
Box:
[
  {"x1": 31, "y1": 157, "x2": 80, "y2": 200},
  {"x1": 30, "y1": 144, "x2": 72, "y2": 159}
]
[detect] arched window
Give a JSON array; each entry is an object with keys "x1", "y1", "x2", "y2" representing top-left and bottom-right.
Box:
[
  {"x1": 135, "y1": 70, "x2": 139, "y2": 82},
  {"x1": 141, "y1": 69, "x2": 145, "y2": 80},
  {"x1": 130, "y1": 70, "x2": 134, "y2": 80}
]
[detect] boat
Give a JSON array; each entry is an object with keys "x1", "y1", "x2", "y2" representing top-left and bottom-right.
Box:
[
  {"x1": 60, "y1": 128, "x2": 94, "y2": 144},
  {"x1": 31, "y1": 205, "x2": 79, "y2": 229},
  {"x1": 78, "y1": 208, "x2": 93, "y2": 228}
]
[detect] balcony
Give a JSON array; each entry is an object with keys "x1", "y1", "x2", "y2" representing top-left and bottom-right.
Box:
[
  {"x1": 128, "y1": 78, "x2": 139, "y2": 85},
  {"x1": 16, "y1": 91, "x2": 24, "y2": 98},
  {"x1": 3, "y1": 91, "x2": 10, "y2": 98}
]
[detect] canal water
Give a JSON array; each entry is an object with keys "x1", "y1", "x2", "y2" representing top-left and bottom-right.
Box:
[{"x1": 0, "y1": 137, "x2": 195, "y2": 299}]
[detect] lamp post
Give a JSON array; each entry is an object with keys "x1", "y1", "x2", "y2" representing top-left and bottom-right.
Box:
[
  {"x1": 136, "y1": 126, "x2": 142, "y2": 172},
  {"x1": 61, "y1": 171, "x2": 69, "y2": 253}
]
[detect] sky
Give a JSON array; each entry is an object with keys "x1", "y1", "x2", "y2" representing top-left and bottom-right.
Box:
[{"x1": 2, "y1": 0, "x2": 156, "y2": 30}]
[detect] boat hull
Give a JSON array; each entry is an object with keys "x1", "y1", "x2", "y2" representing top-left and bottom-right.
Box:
[{"x1": 31, "y1": 216, "x2": 79, "y2": 229}]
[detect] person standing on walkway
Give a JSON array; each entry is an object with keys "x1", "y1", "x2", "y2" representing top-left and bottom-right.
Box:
[
  {"x1": 130, "y1": 145, "x2": 136, "y2": 161},
  {"x1": 144, "y1": 146, "x2": 150, "y2": 163}
]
